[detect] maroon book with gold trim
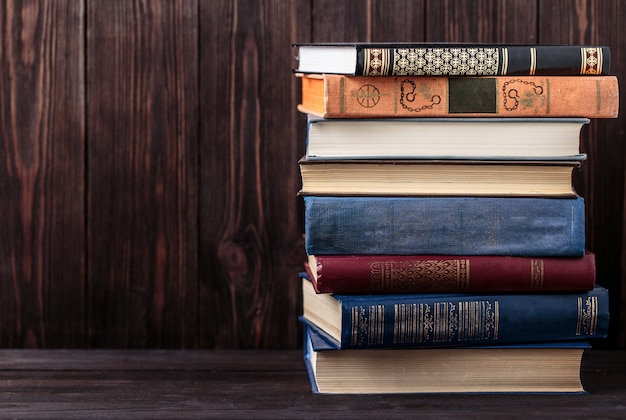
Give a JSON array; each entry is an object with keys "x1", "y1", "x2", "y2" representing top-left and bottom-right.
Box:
[{"x1": 305, "y1": 251, "x2": 596, "y2": 294}]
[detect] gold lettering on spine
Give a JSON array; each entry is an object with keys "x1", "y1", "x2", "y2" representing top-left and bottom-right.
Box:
[
  {"x1": 393, "y1": 303, "x2": 432, "y2": 344},
  {"x1": 368, "y1": 305, "x2": 384, "y2": 345},
  {"x1": 394, "y1": 300, "x2": 499, "y2": 345},
  {"x1": 577, "y1": 296, "x2": 600, "y2": 336},
  {"x1": 458, "y1": 300, "x2": 498, "y2": 342},
  {"x1": 530, "y1": 259, "x2": 544, "y2": 289},
  {"x1": 351, "y1": 305, "x2": 385, "y2": 347}
]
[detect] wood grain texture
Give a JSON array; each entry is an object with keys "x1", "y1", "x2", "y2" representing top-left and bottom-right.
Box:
[
  {"x1": 370, "y1": 1, "x2": 426, "y2": 42},
  {"x1": 0, "y1": 0, "x2": 624, "y2": 349},
  {"x1": 0, "y1": 350, "x2": 625, "y2": 417},
  {"x1": 312, "y1": 0, "x2": 370, "y2": 42},
  {"x1": 86, "y1": 0, "x2": 199, "y2": 348},
  {"x1": 425, "y1": 0, "x2": 537, "y2": 43},
  {"x1": 538, "y1": 0, "x2": 626, "y2": 348},
  {"x1": 198, "y1": 0, "x2": 308, "y2": 348},
  {"x1": 0, "y1": 0, "x2": 85, "y2": 348}
]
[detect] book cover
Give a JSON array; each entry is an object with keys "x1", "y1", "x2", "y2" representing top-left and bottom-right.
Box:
[
  {"x1": 301, "y1": 276, "x2": 609, "y2": 350},
  {"x1": 298, "y1": 158, "x2": 583, "y2": 197},
  {"x1": 303, "y1": 196, "x2": 586, "y2": 257},
  {"x1": 304, "y1": 116, "x2": 589, "y2": 160},
  {"x1": 293, "y1": 43, "x2": 611, "y2": 76},
  {"x1": 305, "y1": 251, "x2": 596, "y2": 294},
  {"x1": 297, "y1": 74, "x2": 619, "y2": 118},
  {"x1": 303, "y1": 322, "x2": 590, "y2": 394}
]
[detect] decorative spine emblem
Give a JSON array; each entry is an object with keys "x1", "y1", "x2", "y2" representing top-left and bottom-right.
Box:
[
  {"x1": 581, "y1": 47, "x2": 604, "y2": 75},
  {"x1": 577, "y1": 296, "x2": 599, "y2": 335},
  {"x1": 502, "y1": 79, "x2": 544, "y2": 112},
  {"x1": 399, "y1": 79, "x2": 442, "y2": 112}
]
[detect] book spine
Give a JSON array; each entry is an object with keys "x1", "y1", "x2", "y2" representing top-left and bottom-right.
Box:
[
  {"x1": 338, "y1": 286, "x2": 609, "y2": 349},
  {"x1": 304, "y1": 196, "x2": 586, "y2": 257},
  {"x1": 356, "y1": 46, "x2": 610, "y2": 76},
  {"x1": 309, "y1": 252, "x2": 596, "y2": 294},
  {"x1": 313, "y1": 75, "x2": 618, "y2": 118}
]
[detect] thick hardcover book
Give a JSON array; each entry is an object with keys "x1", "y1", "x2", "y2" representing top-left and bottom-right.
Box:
[
  {"x1": 303, "y1": 323, "x2": 590, "y2": 394},
  {"x1": 305, "y1": 251, "x2": 596, "y2": 294},
  {"x1": 298, "y1": 158, "x2": 583, "y2": 197},
  {"x1": 304, "y1": 117, "x2": 589, "y2": 160},
  {"x1": 301, "y1": 276, "x2": 609, "y2": 350},
  {"x1": 303, "y1": 196, "x2": 586, "y2": 257},
  {"x1": 297, "y1": 73, "x2": 619, "y2": 118},
  {"x1": 293, "y1": 43, "x2": 611, "y2": 76}
]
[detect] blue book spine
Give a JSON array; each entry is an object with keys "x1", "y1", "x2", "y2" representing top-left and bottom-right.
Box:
[
  {"x1": 333, "y1": 286, "x2": 609, "y2": 349},
  {"x1": 304, "y1": 196, "x2": 585, "y2": 256}
]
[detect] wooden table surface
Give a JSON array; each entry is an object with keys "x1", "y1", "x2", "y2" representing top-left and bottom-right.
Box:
[{"x1": 0, "y1": 349, "x2": 624, "y2": 418}]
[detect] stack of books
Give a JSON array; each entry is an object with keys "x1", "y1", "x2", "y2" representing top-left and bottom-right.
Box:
[{"x1": 292, "y1": 43, "x2": 618, "y2": 394}]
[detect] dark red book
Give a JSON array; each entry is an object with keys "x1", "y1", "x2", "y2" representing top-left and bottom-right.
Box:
[{"x1": 305, "y1": 252, "x2": 596, "y2": 294}]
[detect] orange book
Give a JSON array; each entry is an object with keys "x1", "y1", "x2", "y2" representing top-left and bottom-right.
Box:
[{"x1": 297, "y1": 73, "x2": 619, "y2": 118}]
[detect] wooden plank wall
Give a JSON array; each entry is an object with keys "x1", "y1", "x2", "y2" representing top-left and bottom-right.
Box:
[{"x1": 0, "y1": 0, "x2": 624, "y2": 349}]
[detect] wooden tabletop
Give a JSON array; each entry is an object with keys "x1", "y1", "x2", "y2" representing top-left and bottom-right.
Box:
[{"x1": 0, "y1": 349, "x2": 624, "y2": 418}]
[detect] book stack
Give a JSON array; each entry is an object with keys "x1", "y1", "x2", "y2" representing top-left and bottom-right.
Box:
[{"x1": 292, "y1": 43, "x2": 617, "y2": 394}]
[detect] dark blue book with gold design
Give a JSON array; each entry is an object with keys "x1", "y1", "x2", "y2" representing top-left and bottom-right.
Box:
[{"x1": 301, "y1": 275, "x2": 609, "y2": 350}]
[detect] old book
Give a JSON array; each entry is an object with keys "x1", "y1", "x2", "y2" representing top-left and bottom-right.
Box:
[
  {"x1": 305, "y1": 251, "x2": 596, "y2": 294},
  {"x1": 293, "y1": 43, "x2": 611, "y2": 76},
  {"x1": 298, "y1": 157, "x2": 583, "y2": 197},
  {"x1": 303, "y1": 195, "x2": 586, "y2": 257},
  {"x1": 300, "y1": 276, "x2": 609, "y2": 349},
  {"x1": 297, "y1": 73, "x2": 619, "y2": 118},
  {"x1": 304, "y1": 117, "x2": 589, "y2": 160},
  {"x1": 303, "y1": 323, "x2": 590, "y2": 394}
]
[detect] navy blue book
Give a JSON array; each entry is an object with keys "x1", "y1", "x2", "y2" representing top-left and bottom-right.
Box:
[
  {"x1": 301, "y1": 276, "x2": 609, "y2": 350},
  {"x1": 303, "y1": 323, "x2": 590, "y2": 394},
  {"x1": 304, "y1": 195, "x2": 585, "y2": 257}
]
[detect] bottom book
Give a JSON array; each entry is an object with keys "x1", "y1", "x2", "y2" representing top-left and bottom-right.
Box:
[{"x1": 303, "y1": 324, "x2": 590, "y2": 394}]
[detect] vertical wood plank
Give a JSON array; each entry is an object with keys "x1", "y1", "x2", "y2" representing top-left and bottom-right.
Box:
[
  {"x1": 311, "y1": 0, "x2": 370, "y2": 42},
  {"x1": 370, "y1": 1, "x2": 426, "y2": 41},
  {"x1": 425, "y1": 0, "x2": 537, "y2": 43},
  {"x1": 0, "y1": 0, "x2": 85, "y2": 348},
  {"x1": 538, "y1": 0, "x2": 626, "y2": 348},
  {"x1": 198, "y1": 0, "x2": 310, "y2": 348},
  {"x1": 87, "y1": 0, "x2": 199, "y2": 348}
]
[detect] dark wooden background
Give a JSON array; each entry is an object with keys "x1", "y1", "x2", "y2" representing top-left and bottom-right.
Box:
[{"x1": 0, "y1": 0, "x2": 624, "y2": 349}]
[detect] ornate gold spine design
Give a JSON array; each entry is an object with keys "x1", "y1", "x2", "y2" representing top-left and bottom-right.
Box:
[
  {"x1": 577, "y1": 296, "x2": 599, "y2": 335},
  {"x1": 369, "y1": 259, "x2": 470, "y2": 293},
  {"x1": 581, "y1": 47, "x2": 603, "y2": 75},
  {"x1": 392, "y1": 299, "x2": 499, "y2": 345},
  {"x1": 363, "y1": 47, "x2": 500, "y2": 76},
  {"x1": 363, "y1": 48, "x2": 390, "y2": 76},
  {"x1": 351, "y1": 305, "x2": 385, "y2": 347}
]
